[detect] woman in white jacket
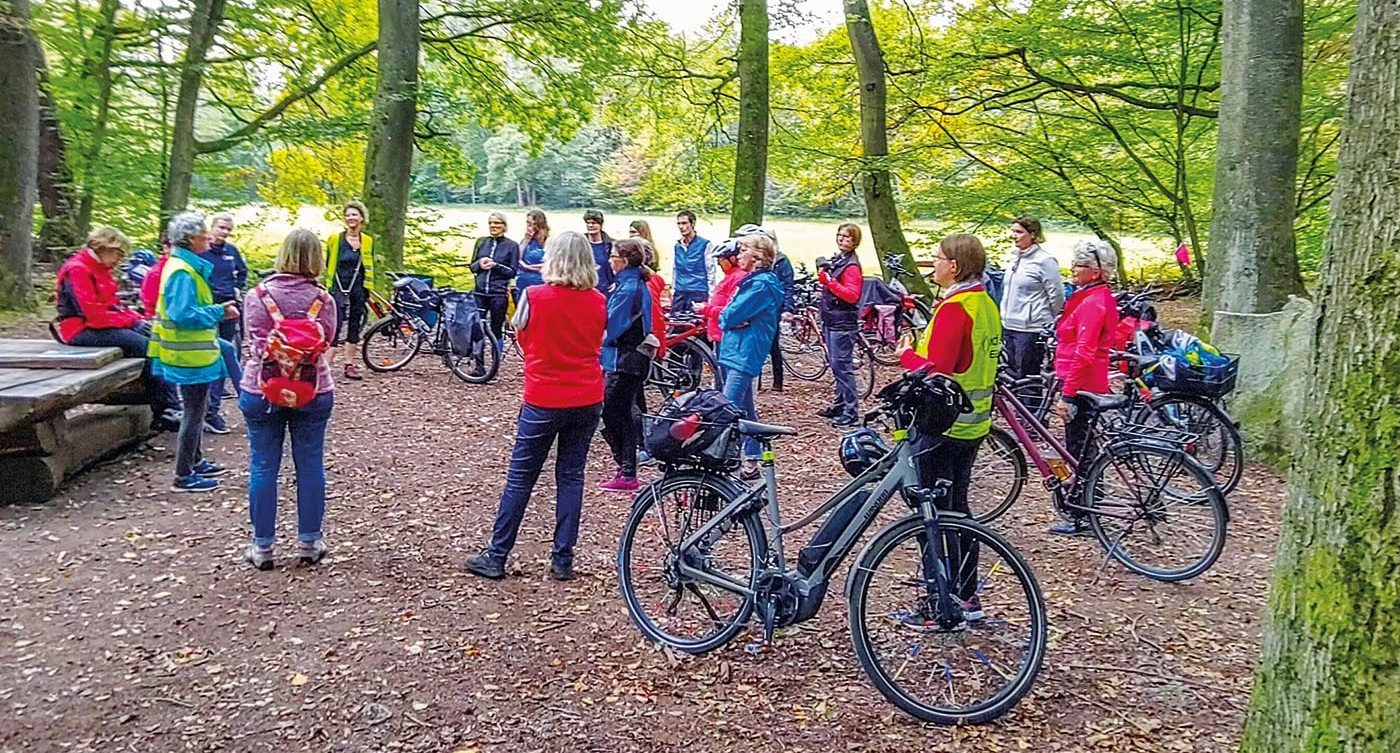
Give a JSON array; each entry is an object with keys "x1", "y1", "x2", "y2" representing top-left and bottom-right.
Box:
[{"x1": 1000, "y1": 215, "x2": 1065, "y2": 377}]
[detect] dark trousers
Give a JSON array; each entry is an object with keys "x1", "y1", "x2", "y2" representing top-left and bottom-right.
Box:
[
  {"x1": 207, "y1": 331, "x2": 243, "y2": 421},
  {"x1": 631, "y1": 384, "x2": 648, "y2": 450},
  {"x1": 1002, "y1": 329, "x2": 1046, "y2": 378},
  {"x1": 486, "y1": 402, "x2": 602, "y2": 566},
  {"x1": 333, "y1": 287, "x2": 368, "y2": 346},
  {"x1": 601, "y1": 371, "x2": 645, "y2": 477},
  {"x1": 670, "y1": 289, "x2": 708, "y2": 316},
  {"x1": 69, "y1": 326, "x2": 178, "y2": 413},
  {"x1": 175, "y1": 382, "x2": 213, "y2": 479},
  {"x1": 475, "y1": 292, "x2": 507, "y2": 343},
  {"x1": 824, "y1": 327, "x2": 858, "y2": 416},
  {"x1": 915, "y1": 433, "x2": 984, "y2": 601},
  {"x1": 767, "y1": 329, "x2": 785, "y2": 391}
]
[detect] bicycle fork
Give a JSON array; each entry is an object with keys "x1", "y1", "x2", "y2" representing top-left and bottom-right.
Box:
[{"x1": 909, "y1": 485, "x2": 964, "y2": 629}]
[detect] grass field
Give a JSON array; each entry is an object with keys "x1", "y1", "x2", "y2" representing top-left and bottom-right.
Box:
[{"x1": 227, "y1": 203, "x2": 1176, "y2": 279}]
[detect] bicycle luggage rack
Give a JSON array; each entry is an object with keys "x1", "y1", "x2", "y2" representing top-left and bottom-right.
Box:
[{"x1": 1111, "y1": 422, "x2": 1200, "y2": 449}]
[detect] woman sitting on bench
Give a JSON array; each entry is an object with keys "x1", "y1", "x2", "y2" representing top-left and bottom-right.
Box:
[{"x1": 54, "y1": 227, "x2": 181, "y2": 428}]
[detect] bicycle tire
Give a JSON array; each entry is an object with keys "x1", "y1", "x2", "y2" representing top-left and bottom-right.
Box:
[
  {"x1": 780, "y1": 312, "x2": 828, "y2": 381},
  {"x1": 854, "y1": 342, "x2": 877, "y2": 400},
  {"x1": 648, "y1": 338, "x2": 719, "y2": 401},
  {"x1": 1083, "y1": 443, "x2": 1227, "y2": 582},
  {"x1": 446, "y1": 323, "x2": 502, "y2": 384},
  {"x1": 361, "y1": 316, "x2": 421, "y2": 372},
  {"x1": 617, "y1": 471, "x2": 764, "y2": 654},
  {"x1": 848, "y1": 514, "x2": 1047, "y2": 725},
  {"x1": 1134, "y1": 393, "x2": 1243, "y2": 495},
  {"x1": 969, "y1": 426, "x2": 1027, "y2": 524}
]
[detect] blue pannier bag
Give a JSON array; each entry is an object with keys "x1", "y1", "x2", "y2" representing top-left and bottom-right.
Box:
[
  {"x1": 982, "y1": 264, "x2": 1006, "y2": 306},
  {"x1": 443, "y1": 292, "x2": 482, "y2": 357}
]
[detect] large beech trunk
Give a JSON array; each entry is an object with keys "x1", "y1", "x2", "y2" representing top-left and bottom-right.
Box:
[
  {"x1": 729, "y1": 0, "x2": 768, "y2": 233},
  {"x1": 0, "y1": 0, "x2": 39, "y2": 310},
  {"x1": 361, "y1": 0, "x2": 420, "y2": 278},
  {"x1": 1240, "y1": 1, "x2": 1400, "y2": 749}
]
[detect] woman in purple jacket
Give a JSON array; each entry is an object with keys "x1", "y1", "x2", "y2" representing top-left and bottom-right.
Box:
[{"x1": 239, "y1": 229, "x2": 339, "y2": 570}]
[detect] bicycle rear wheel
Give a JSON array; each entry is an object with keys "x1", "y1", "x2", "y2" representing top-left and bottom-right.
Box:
[
  {"x1": 361, "y1": 315, "x2": 421, "y2": 372},
  {"x1": 1135, "y1": 394, "x2": 1243, "y2": 495},
  {"x1": 648, "y1": 338, "x2": 718, "y2": 402},
  {"x1": 779, "y1": 312, "x2": 828, "y2": 380},
  {"x1": 870, "y1": 301, "x2": 929, "y2": 367},
  {"x1": 1083, "y1": 444, "x2": 1227, "y2": 582},
  {"x1": 848, "y1": 515, "x2": 1047, "y2": 725},
  {"x1": 968, "y1": 427, "x2": 1027, "y2": 524},
  {"x1": 617, "y1": 472, "x2": 763, "y2": 654}
]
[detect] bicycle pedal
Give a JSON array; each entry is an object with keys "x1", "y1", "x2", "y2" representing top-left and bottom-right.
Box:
[{"x1": 743, "y1": 640, "x2": 774, "y2": 656}]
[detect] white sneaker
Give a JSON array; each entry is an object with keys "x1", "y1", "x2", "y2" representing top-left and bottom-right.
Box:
[
  {"x1": 244, "y1": 543, "x2": 274, "y2": 571},
  {"x1": 298, "y1": 539, "x2": 327, "y2": 565}
]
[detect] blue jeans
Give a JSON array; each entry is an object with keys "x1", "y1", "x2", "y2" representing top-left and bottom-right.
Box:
[
  {"x1": 486, "y1": 402, "x2": 602, "y2": 566},
  {"x1": 824, "y1": 327, "x2": 858, "y2": 416},
  {"x1": 207, "y1": 335, "x2": 243, "y2": 421},
  {"x1": 239, "y1": 390, "x2": 334, "y2": 547},
  {"x1": 722, "y1": 368, "x2": 760, "y2": 459}
]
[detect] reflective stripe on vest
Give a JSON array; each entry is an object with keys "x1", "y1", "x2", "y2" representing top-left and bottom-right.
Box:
[
  {"x1": 918, "y1": 289, "x2": 1002, "y2": 439},
  {"x1": 147, "y1": 257, "x2": 221, "y2": 368}
]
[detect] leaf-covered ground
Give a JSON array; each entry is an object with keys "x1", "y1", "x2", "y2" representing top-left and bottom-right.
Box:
[{"x1": 0, "y1": 353, "x2": 1284, "y2": 752}]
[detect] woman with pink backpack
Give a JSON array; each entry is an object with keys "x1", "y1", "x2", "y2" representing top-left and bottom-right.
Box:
[{"x1": 238, "y1": 229, "x2": 338, "y2": 570}]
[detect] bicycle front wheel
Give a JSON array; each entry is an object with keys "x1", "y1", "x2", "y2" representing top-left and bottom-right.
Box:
[
  {"x1": 445, "y1": 325, "x2": 501, "y2": 384},
  {"x1": 780, "y1": 312, "x2": 828, "y2": 380},
  {"x1": 968, "y1": 427, "x2": 1027, "y2": 524},
  {"x1": 361, "y1": 316, "x2": 421, "y2": 372},
  {"x1": 1083, "y1": 444, "x2": 1228, "y2": 582},
  {"x1": 1135, "y1": 393, "x2": 1243, "y2": 495},
  {"x1": 848, "y1": 515, "x2": 1047, "y2": 725},
  {"x1": 617, "y1": 472, "x2": 764, "y2": 654}
]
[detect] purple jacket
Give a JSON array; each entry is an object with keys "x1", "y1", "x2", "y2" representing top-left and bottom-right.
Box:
[{"x1": 239, "y1": 273, "x2": 339, "y2": 396}]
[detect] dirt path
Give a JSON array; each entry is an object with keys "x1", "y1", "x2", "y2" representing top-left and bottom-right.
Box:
[{"x1": 0, "y1": 355, "x2": 1283, "y2": 752}]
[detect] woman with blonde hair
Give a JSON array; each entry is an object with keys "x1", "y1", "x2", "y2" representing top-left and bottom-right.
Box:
[
  {"x1": 325, "y1": 201, "x2": 374, "y2": 380},
  {"x1": 466, "y1": 231, "x2": 607, "y2": 581},
  {"x1": 239, "y1": 229, "x2": 339, "y2": 570}
]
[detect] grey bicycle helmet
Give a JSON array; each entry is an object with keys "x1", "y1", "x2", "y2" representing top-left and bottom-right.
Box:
[{"x1": 839, "y1": 428, "x2": 890, "y2": 477}]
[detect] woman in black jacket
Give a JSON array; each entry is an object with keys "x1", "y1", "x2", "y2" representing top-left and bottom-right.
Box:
[{"x1": 470, "y1": 212, "x2": 520, "y2": 345}]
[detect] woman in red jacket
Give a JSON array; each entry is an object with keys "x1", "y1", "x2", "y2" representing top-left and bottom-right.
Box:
[
  {"x1": 55, "y1": 227, "x2": 180, "y2": 426},
  {"x1": 1052, "y1": 239, "x2": 1120, "y2": 534},
  {"x1": 465, "y1": 231, "x2": 608, "y2": 582}
]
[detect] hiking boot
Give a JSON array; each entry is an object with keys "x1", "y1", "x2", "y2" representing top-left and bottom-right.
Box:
[
  {"x1": 192, "y1": 459, "x2": 228, "y2": 477},
  {"x1": 343, "y1": 363, "x2": 364, "y2": 381},
  {"x1": 244, "y1": 543, "x2": 274, "y2": 571},
  {"x1": 818, "y1": 404, "x2": 843, "y2": 419},
  {"x1": 549, "y1": 559, "x2": 575, "y2": 582},
  {"x1": 203, "y1": 413, "x2": 230, "y2": 435},
  {"x1": 1050, "y1": 516, "x2": 1090, "y2": 536},
  {"x1": 172, "y1": 474, "x2": 219, "y2": 493},
  {"x1": 298, "y1": 539, "x2": 327, "y2": 565},
  {"x1": 464, "y1": 552, "x2": 506, "y2": 580},
  {"x1": 600, "y1": 474, "x2": 640, "y2": 493}
]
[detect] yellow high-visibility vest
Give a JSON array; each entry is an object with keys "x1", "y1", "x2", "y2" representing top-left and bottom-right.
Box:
[
  {"x1": 147, "y1": 257, "x2": 221, "y2": 369},
  {"x1": 917, "y1": 288, "x2": 1002, "y2": 440}
]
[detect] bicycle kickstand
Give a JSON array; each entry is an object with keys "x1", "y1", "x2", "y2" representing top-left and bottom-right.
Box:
[{"x1": 744, "y1": 596, "x2": 779, "y2": 656}]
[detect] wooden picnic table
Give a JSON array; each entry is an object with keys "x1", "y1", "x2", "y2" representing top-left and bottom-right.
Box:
[{"x1": 0, "y1": 338, "x2": 151, "y2": 504}]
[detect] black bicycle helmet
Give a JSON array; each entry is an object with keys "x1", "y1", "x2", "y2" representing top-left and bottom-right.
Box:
[
  {"x1": 839, "y1": 428, "x2": 890, "y2": 477},
  {"x1": 912, "y1": 372, "x2": 974, "y2": 436}
]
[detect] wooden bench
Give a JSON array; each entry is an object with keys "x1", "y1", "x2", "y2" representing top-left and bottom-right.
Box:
[{"x1": 0, "y1": 339, "x2": 152, "y2": 504}]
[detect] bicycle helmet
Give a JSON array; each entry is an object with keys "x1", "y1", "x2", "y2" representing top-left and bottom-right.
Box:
[
  {"x1": 912, "y1": 372, "x2": 974, "y2": 436},
  {"x1": 839, "y1": 427, "x2": 890, "y2": 477},
  {"x1": 710, "y1": 237, "x2": 741, "y2": 260}
]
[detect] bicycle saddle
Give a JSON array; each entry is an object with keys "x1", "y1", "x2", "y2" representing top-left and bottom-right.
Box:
[
  {"x1": 1077, "y1": 392, "x2": 1131, "y2": 411},
  {"x1": 737, "y1": 419, "x2": 797, "y2": 437}
]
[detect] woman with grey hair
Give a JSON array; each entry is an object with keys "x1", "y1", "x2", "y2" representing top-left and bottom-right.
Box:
[
  {"x1": 150, "y1": 211, "x2": 241, "y2": 492},
  {"x1": 1000, "y1": 215, "x2": 1064, "y2": 378},
  {"x1": 470, "y1": 211, "x2": 520, "y2": 352},
  {"x1": 1049, "y1": 238, "x2": 1120, "y2": 534},
  {"x1": 465, "y1": 231, "x2": 606, "y2": 582}
]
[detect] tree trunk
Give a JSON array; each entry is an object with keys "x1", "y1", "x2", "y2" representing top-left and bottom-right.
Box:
[
  {"x1": 158, "y1": 0, "x2": 227, "y2": 227},
  {"x1": 361, "y1": 0, "x2": 419, "y2": 277},
  {"x1": 842, "y1": 0, "x2": 931, "y2": 299},
  {"x1": 76, "y1": 0, "x2": 120, "y2": 236},
  {"x1": 1203, "y1": 0, "x2": 1306, "y2": 321},
  {"x1": 1239, "y1": 1, "x2": 1400, "y2": 750},
  {"x1": 34, "y1": 29, "x2": 81, "y2": 259},
  {"x1": 0, "y1": 0, "x2": 39, "y2": 311},
  {"x1": 729, "y1": 0, "x2": 768, "y2": 234}
]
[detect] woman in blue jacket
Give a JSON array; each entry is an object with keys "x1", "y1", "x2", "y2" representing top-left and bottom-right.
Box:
[
  {"x1": 598, "y1": 238, "x2": 654, "y2": 493},
  {"x1": 718, "y1": 234, "x2": 785, "y2": 481}
]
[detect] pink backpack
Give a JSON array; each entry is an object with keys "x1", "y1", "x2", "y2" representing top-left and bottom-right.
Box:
[{"x1": 255, "y1": 286, "x2": 329, "y2": 408}]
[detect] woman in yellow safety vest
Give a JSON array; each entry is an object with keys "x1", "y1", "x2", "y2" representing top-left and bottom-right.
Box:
[
  {"x1": 149, "y1": 211, "x2": 241, "y2": 492},
  {"x1": 324, "y1": 200, "x2": 375, "y2": 380},
  {"x1": 898, "y1": 233, "x2": 1001, "y2": 622}
]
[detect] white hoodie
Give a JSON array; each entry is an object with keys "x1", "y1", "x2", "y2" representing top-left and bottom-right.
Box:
[{"x1": 1000, "y1": 244, "x2": 1065, "y2": 332}]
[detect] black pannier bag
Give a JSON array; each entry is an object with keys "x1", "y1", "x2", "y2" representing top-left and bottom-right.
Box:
[
  {"x1": 644, "y1": 389, "x2": 742, "y2": 470},
  {"x1": 442, "y1": 292, "x2": 482, "y2": 357}
]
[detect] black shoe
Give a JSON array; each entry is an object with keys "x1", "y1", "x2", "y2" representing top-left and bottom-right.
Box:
[
  {"x1": 549, "y1": 560, "x2": 574, "y2": 581},
  {"x1": 831, "y1": 413, "x2": 859, "y2": 428},
  {"x1": 465, "y1": 552, "x2": 506, "y2": 580},
  {"x1": 1049, "y1": 516, "x2": 1091, "y2": 536},
  {"x1": 818, "y1": 404, "x2": 843, "y2": 419}
]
